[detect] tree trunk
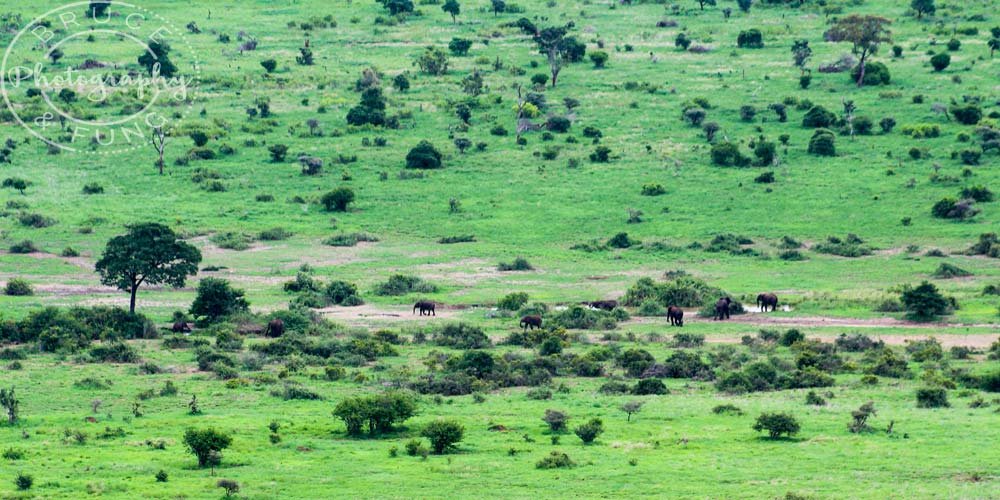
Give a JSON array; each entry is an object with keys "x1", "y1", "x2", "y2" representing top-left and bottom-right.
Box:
[
  {"x1": 551, "y1": 68, "x2": 559, "y2": 87},
  {"x1": 129, "y1": 283, "x2": 138, "y2": 313},
  {"x1": 856, "y1": 52, "x2": 867, "y2": 87}
]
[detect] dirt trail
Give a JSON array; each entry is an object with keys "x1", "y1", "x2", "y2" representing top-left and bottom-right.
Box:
[
  {"x1": 317, "y1": 304, "x2": 463, "y2": 325},
  {"x1": 704, "y1": 334, "x2": 998, "y2": 348},
  {"x1": 627, "y1": 308, "x2": 998, "y2": 330}
]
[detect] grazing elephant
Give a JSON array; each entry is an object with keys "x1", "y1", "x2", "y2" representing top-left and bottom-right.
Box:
[
  {"x1": 171, "y1": 321, "x2": 191, "y2": 333},
  {"x1": 413, "y1": 301, "x2": 436, "y2": 316},
  {"x1": 586, "y1": 300, "x2": 619, "y2": 311},
  {"x1": 714, "y1": 297, "x2": 732, "y2": 321},
  {"x1": 757, "y1": 293, "x2": 779, "y2": 312},
  {"x1": 520, "y1": 315, "x2": 543, "y2": 331},
  {"x1": 667, "y1": 306, "x2": 684, "y2": 327},
  {"x1": 264, "y1": 319, "x2": 284, "y2": 337}
]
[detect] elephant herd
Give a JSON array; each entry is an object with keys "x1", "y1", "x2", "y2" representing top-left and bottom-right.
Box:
[{"x1": 413, "y1": 293, "x2": 780, "y2": 331}]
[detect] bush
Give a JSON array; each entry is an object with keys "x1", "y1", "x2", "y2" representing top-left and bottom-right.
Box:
[
  {"x1": 421, "y1": 419, "x2": 464, "y2": 453},
  {"x1": 619, "y1": 349, "x2": 655, "y2": 377},
  {"x1": 190, "y1": 278, "x2": 249, "y2": 323},
  {"x1": 82, "y1": 182, "x2": 104, "y2": 194},
  {"x1": 405, "y1": 141, "x2": 443, "y2": 169},
  {"x1": 931, "y1": 263, "x2": 971, "y2": 279},
  {"x1": 320, "y1": 188, "x2": 355, "y2": 212},
  {"x1": 851, "y1": 61, "x2": 891, "y2": 86},
  {"x1": 711, "y1": 142, "x2": 750, "y2": 167},
  {"x1": 374, "y1": 274, "x2": 437, "y2": 296},
  {"x1": 752, "y1": 412, "x2": 800, "y2": 439},
  {"x1": 574, "y1": 418, "x2": 604, "y2": 444},
  {"x1": 932, "y1": 197, "x2": 978, "y2": 220},
  {"x1": 543, "y1": 409, "x2": 570, "y2": 432},
  {"x1": 498, "y1": 257, "x2": 533, "y2": 271},
  {"x1": 807, "y1": 129, "x2": 836, "y2": 156},
  {"x1": 536, "y1": 451, "x2": 575, "y2": 469},
  {"x1": 779, "y1": 329, "x2": 805, "y2": 346},
  {"x1": 915, "y1": 387, "x2": 949, "y2": 408},
  {"x1": 183, "y1": 428, "x2": 232, "y2": 467},
  {"x1": 950, "y1": 104, "x2": 982, "y2": 125},
  {"x1": 737, "y1": 29, "x2": 764, "y2": 48},
  {"x1": 930, "y1": 52, "x2": 950, "y2": 71},
  {"x1": 9, "y1": 240, "x2": 38, "y2": 254},
  {"x1": 498, "y1": 292, "x2": 529, "y2": 311},
  {"x1": 268, "y1": 144, "x2": 288, "y2": 162},
  {"x1": 802, "y1": 106, "x2": 836, "y2": 128},
  {"x1": 901, "y1": 282, "x2": 950, "y2": 321},
  {"x1": 712, "y1": 404, "x2": 744, "y2": 416},
  {"x1": 14, "y1": 472, "x2": 32, "y2": 490},
  {"x1": 333, "y1": 392, "x2": 417, "y2": 435},
  {"x1": 632, "y1": 378, "x2": 668, "y2": 395},
  {"x1": 433, "y1": 323, "x2": 490, "y2": 349},
  {"x1": 448, "y1": 38, "x2": 472, "y2": 56},
  {"x1": 4, "y1": 279, "x2": 32, "y2": 296}
]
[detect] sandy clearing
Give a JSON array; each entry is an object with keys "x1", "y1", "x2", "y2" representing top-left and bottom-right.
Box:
[{"x1": 316, "y1": 304, "x2": 464, "y2": 325}]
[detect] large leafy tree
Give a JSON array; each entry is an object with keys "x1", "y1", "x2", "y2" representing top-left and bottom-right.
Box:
[
  {"x1": 533, "y1": 26, "x2": 585, "y2": 87},
  {"x1": 137, "y1": 40, "x2": 178, "y2": 78},
  {"x1": 910, "y1": 0, "x2": 935, "y2": 19},
  {"x1": 824, "y1": 15, "x2": 891, "y2": 87},
  {"x1": 95, "y1": 223, "x2": 201, "y2": 313}
]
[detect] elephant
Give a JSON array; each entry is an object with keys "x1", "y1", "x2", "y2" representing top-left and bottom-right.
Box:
[
  {"x1": 667, "y1": 306, "x2": 684, "y2": 327},
  {"x1": 714, "y1": 297, "x2": 732, "y2": 321},
  {"x1": 520, "y1": 315, "x2": 543, "y2": 331},
  {"x1": 585, "y1": 300, "x2": 619, "y2": 311},
  {"x1": 171, "y1": 321, "x2": 192, "y2": 333},
  {"x1": 264, "y1": 319, "x2": 284, "y2": 337},
  {"x1": 757, "y1": 293, "x2": 779, "y2": 312},
  {"x1": 413, "y1": 301, "x2": 436, "y2": 316}
]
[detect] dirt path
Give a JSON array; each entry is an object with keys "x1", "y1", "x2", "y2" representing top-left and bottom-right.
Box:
[
  {"x1": 317, "y1": 304, "x2": 464, "y2": 325},
  {"x1": 627, "y1": 308, "x2": 998, "y2": 330},
  {"x1": 704, "y1": 333, "x2": 998, "y2": 348}
]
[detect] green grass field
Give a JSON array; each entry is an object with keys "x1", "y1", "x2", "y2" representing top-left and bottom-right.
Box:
[{"x1": 0, "y1": 0, "x2": 998, "y2": 497}]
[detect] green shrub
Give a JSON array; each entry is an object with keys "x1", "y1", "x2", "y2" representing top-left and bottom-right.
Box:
[
  {"x1": 422, "y1": 419, "x2": 464, "y2": 453},
  {"x1": 915, "y1": 387, "x2": 949, "y2": 408},
  {"x1": 802, "y1": 106, "x2": 836, "y2": 128},
  {"x1": 405, "y1": 141, "x2": 443, "y2": 169},
  {"x1": 574, "y1": 418, "x2": 604, "y2": 444},
  {"x1": 374, "y1": 274, "x2": 437, "y2": 296},
  {"x1": 536, "y1": 451, "x2": 575, "y2": 469},
  {"x1": 807, "y1": 129, "x2": 836, "y2": 156},
  {"x1": 752, "y1": 412, "x2": 800, "y2": 439},
  {"x1": 4, "y1": 279, "x2": 32, "y2": 296}
]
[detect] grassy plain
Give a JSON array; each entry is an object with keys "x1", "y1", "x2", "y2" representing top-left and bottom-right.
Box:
[{"x1": 0, "y1": 0, "x2": 997, "y2": 498}]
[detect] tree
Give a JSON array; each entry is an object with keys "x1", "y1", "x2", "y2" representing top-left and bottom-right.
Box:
[
  {"x1": 422, "y1": 419, "x2": 465, "y2": 453},
  {"x1": 442, "y1": 0, "x2": 460, "y2": 23},
  {"x1": 911, "y1": 0, "x2": 935, "y2": 19},
  {"x1": 791, "y1": 39, "x2": 811, "y2": 73},
  {"x1": 333, "y1": 392, "x2": 417, "y2": 436},
  {"x1": 491, "y1": 0, "x2": 506, "y2": 16},
  {"x1": 533, "y1": 26, "x2": 584, "y2": 87},
  {"x1": 589, "y1": 51, "x2": 609, "y2": 68},
  {"x1": 824, "y1": 15, "x2": 891, "y2": 87},
  {"x1": 137, "y1": 40, "x2": 178, "y2": 78},
  {"x1": 346, "y1": 87, "x2": 387, "y2": 127},
  {"x1": 620, "y1": 401, "x2": 644, "y2": 422},
  {"x1": 379, "y1": 0, "x2": 414, "y2": 15},
  {"x1": 183, "y1": 428, "x2": 232, "y2": 467},
  {"x1": 190, "y1": 278, "x2": 249, "y2": 322},
  {"x1": 737, "y1": 0, "x2": 752, "y2": 13},
  {"x1": 405, "y1": 141, "x2": 443, "y2": 169},
  {"x1": 697, "y1": 0, "x2": 716, "y2": 10},
  {"x1": 95, "y1": 223, "x2": 201, "y2": 314},
  {"x1": 449, "y1": 38, "x2": 472, "y2": 56},
  {"x1": 930, "y1": 52, "x2": 950, "y2": 71},
  {"x1": 542, "y1": 409, "x2": 569, "y2": 432},
  {"x1": 150, "y1": 125, "x2": 168, "y2": 175},
  {"x1": 415, "y1": 47, "x2": 449, "y2": 75},
  {"x1": 48, "y1": 48, "x2": 64, "y2": 64},
  {"x1": 321, "y1": 187, "x2": 355, "y2": 212},
  {"x1": 0, "y1": 387, "x2": 19, "y2": 425},
  {"x1": 260, "y1": 59, "x2": 277, "y2": 73},
  {"x1": 752, "y1": 412, "x2": 800, "y2": 439},
  {"x1": 217, "y1": 479, "x2": 240, "y2": 498},
  {"x1": 574, "y1": 418, "x2": 604, "y2": 444},
  {"x1": 849, "y1": 401, "x2": 876, "y2": 433},
  {"x1": 268, "y1": 144, "x2": 289, "y2": 162},
  {"x1": 87, "y1": 1, "x2": 111, "y2": 18},
  {"x1": 900, "y1": 281, "x2": 949, "y2": 321}
]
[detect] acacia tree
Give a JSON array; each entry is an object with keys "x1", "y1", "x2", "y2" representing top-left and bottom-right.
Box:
[
  {"x1": 442, "y1": 0, "x2": 460, "y2": 23},
  {"x1": 910, "y1": 0, "x2": 935, "y2": 19},
  {"x1": 491, "y1": 0, "x2": 505, "y2": 15},
  {"x1": 824, "y1": 15, "x2": 891, "y2": 87},
  {"x1": 696, "y1": 0, "x2": 716, "y2": 10},
  {"x1": 533, "y1": 26, "x2": 581, "y2": 88},
  {"x1": 791, "y1": 39, "x2": 812, "y2": 74},
  {"x1": 95, "y1": 223, "x2": 201, "y2": 313},
  {"x1": 0, "y1": 387, "x2": 19, "y2": 425},
  {"x1": 150, "y1": 125, "x2": 168, "y2": 175}
]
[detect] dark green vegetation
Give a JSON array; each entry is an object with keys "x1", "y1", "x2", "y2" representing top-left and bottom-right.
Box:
[{"x1": 0, "y1": 0, "x2": 998, "y2": 498}]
